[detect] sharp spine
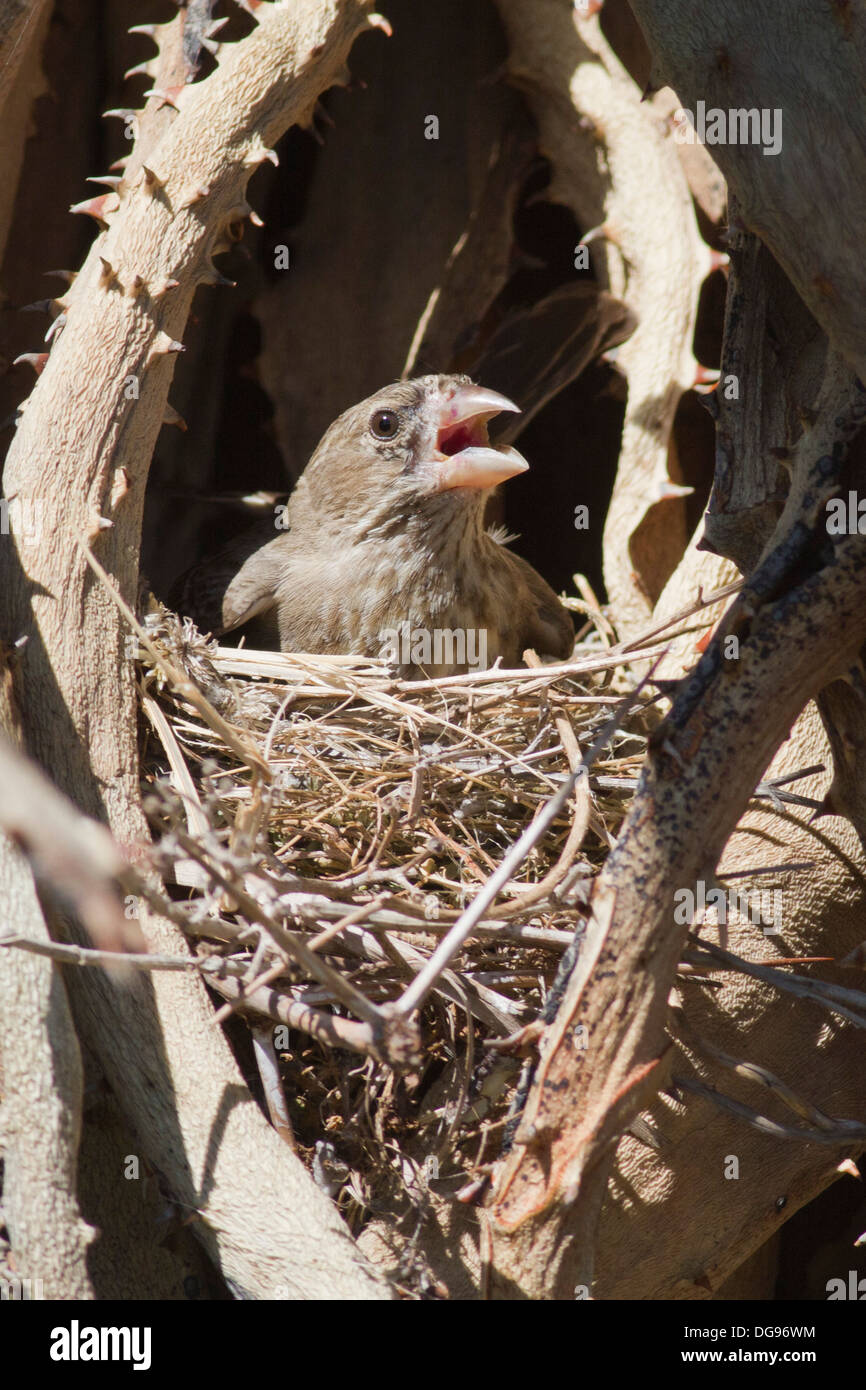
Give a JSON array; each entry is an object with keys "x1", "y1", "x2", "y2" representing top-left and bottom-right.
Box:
[
  {"x1": 14, "y1": 352, "x2": 49, "y2": 375},
  {"x1": 180, "y1": 183, "x2": 212, "y2": 209},
  {"x1": 45, "y1": 313, "x2": 67, "y2": 343},
  {"x1": 141, "y1": 165, "x2": 164, "y2": 191},
  {"x1": 145, "y1": 85, "x2": 184, "y2": 109},
  {"x1": 201, "y1": 262, "x2": 236, "y2": 287},
  {"x1": 148, "y1": 331, "x2": 185, "y2": 362},
  {"x1": 124, "y1": 59, "x2": 158, "y2": 81},
  {"x1": 70, "y1": 193, "x2": 119, "y2": 223},
  {"x1": 245, "y1": 137, "x2": 279, "y2": 167}
]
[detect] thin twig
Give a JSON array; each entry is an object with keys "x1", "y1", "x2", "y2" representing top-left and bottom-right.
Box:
[{"x1": 393, "y1": 672, "x2": 654, "y2": 1017}]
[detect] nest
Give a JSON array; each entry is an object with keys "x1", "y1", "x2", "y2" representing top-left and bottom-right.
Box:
[{"x1": 137, "y1": 595, "x2": 667, "y2": 1235}]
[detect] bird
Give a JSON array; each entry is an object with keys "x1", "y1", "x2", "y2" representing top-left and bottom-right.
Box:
[{"x1": 171, "y1": 374, "x2": 574, "y2": 677}]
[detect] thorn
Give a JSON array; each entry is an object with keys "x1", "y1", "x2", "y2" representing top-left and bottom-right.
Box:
[
  {"x1": 103, "y1": 108, "x2": 137, "y2": 123},
  {"x1": 124, "y1": 59, "x2": 158, "y2": 82},
  {"x1": 128, "y1": 23, "x2": 158, "y2": 39},
  {"x1": 707, "y1": 249, "x2": 730, "y2": 273},
  {"x1": 44, "y1": 269, "x2": 76, "y2": 286},
  {"x1": 696, "y1": 533, "x2": 721, "y2": 554},
  {"x1": 70, "y1": 193, "x2": 119, "y2": 224},
  {"x1": 200, "y1": 262, "x2": 236, "y2": 288},
  {"x1": 837, "y1": 1157, "x2": 862, "y2": 1179},
  {"x1": 578, "y1": 223, "x2": 612, "y2": 248},
  {"x1": 695, "y1": 387, "x2": 719, "y2": 419},
  {"x1": 99, "y1": 256, "x2": 118, "y2": 288},
  {"x1": 144, "y1": 85, "x2": 184, "y2": 111},
  {"x1": 18, "y1": 299, "x2": 54, "y2": 316},
  {"x1": 147, "y1": 331, "x2": 185, "y2": 363},
  {"x1": 660, "y1": 738, "x2": 686, "y2": 771},
  {"x1": 127, "y1": 274, "x2": 146, "y2": 299},
  {"x1": 244, "y1": 137, "x2": 279, "y2": 168},
  {"x1": 45, "y1": 313, "x2": 67, "y2": 344},
  {"x1": 206, "y1": 17, "x2": 230, "y2": 39},
  {"x1": 13, "y1": 352, "x2": 49, "y2": 375},
  {"x1": 222, "y1": 202, "x2": 261, "y2": 239},
  {"x1": 84, "y1": 515, "x2": 111, "y2": 545},
  {"x1": 108, "y1": 157, "x2": 129, "y2": 173},
  {"x1": 163, "y1": 403, "x2": 187, "y2": 431},
  {"x1": 693, "y1": 365, "x2": 720, "y2": 388},
  {"x1": 141, "y1": 165, "x2": 164, "y2": 192},
  {"x1": 152, "y1": 277, "x2": 179, "y2": 297},
  {"x1": 809, "y1": 787, "x2": 842, "y2": 823},
  {"x1": 657, "y1": 480, "x2": 694, "y2": 501},
  {"x1": 179, "y1": 183, "x2": 212, "y2": 209},
  {"x1": 200, "y1": 37, "x2": 221, "y2": 55},
  {"x1": 368, "y1": 13, "x2": 393, "y2": 35},
  {"x1": 87, "y1": 174, "x2": 122, "y2": 190}
]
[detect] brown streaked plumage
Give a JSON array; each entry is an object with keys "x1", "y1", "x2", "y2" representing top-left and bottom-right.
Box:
[{"x1": 172, "y1": 374, "x2": 574, "y2": 676}]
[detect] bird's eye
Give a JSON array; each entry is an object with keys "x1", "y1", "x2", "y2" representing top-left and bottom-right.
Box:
[{"x1": 370, "y1": 409, "x2": 401, "y2": 440}]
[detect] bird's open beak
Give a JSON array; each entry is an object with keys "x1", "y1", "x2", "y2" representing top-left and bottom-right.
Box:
[{"x1": 430, "y1": 384, "x2": 528, "y2": 491}]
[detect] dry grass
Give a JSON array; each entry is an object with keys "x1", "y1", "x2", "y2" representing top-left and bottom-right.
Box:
[{"x1": 135, "y1": 585, "x2": 716, "y2": 1233}]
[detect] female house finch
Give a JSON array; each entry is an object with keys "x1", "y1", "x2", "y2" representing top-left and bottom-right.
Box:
[{"x1": 173, "y1": 374, "x2": 574, "y2": 676}]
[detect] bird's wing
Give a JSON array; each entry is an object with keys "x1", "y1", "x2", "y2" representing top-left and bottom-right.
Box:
[
  {"x1": 501, "y1": 547, "x2": 575, "y2": 661},
  {"x1": 170, "y1": 524, "x2": 285, "y2": 637}
]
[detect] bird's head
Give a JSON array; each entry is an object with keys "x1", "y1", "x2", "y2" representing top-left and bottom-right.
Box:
[{"x1": 296, "y1": 375, "x2": 528, "y2": 538}]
